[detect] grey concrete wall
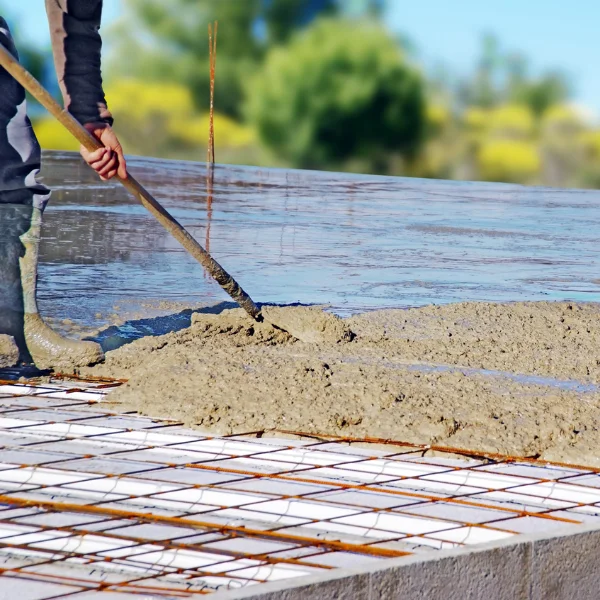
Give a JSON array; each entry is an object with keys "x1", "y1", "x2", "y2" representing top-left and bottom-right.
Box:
[{"x1": 213, "y1": 522, "x2": 600, "y2": 600}]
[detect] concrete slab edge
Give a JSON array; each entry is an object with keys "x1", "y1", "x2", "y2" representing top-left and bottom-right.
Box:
[{"x1": 211, "y1": 521, "x2": 600, "y2": 599}]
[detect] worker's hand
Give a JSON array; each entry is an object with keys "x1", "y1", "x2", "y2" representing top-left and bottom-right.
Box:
[{"x1": 80, "y1": 122, "x2": 127, "y2": 181}]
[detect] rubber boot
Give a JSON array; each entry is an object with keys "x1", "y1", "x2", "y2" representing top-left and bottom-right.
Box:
[
  {"x1": 18, "y1": 207, "x2": 104, "y2": 370},
  {"x1": 0, "y1": 202, "x2": 31, "y2": 366}
]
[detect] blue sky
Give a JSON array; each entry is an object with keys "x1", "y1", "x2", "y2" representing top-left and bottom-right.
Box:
[
  {"x1": 387, "y1": 0, "x2": 600, "y2": 118},
  {"x1": 6, "y1": 0, "x2": 600, "y2": 116}
]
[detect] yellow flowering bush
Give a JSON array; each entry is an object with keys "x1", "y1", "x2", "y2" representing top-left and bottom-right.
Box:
[
  {"x1": 581, "y1": 131, "x2": 600, "y2": 160},
  {"x1": 479, "y1": 139, "x2": 540, "y2": 183},
  {"x1": 463, "y1": 104, "x2": 534, "y2": 141},
  {"x1": 426, "y1": 104, "x2": 450, "y2": 136},
  {"x1": 488, "y1": 104, "x2": 534, "y2": 138},
  {"x1": 171, "y1": 113, "x2": 255, "y2": 148},
  {"x1": 463, "y1": 107, "x2": 488, "y2": 132},
  {"x1": 543, "y1": 105, "x2": 584, "y2": 129},
  {"x1": 33, "y1": 79, "x2": 255, "y2": 159},
  {"x1": 106, "y1": 79, "x2": 255, "y2": 157},
  {"x1": 33, "y1": 118, "x2": 80, "y2": 151}
]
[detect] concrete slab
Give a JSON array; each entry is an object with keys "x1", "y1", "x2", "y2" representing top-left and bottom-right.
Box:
[{"x1": 213, "y1": 523, "x2": 600, "y2": 600}]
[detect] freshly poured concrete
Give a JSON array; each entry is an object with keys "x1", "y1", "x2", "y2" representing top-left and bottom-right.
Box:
[
  {"x1": 78, "y1": 301, "x2": 600, "y2": 466},
  {"x1": 0, "y1": 334, "x2": 18, "y2": 368},
  {"x1": 30, "y1": 152, "x2": 600, "y2": 465}
]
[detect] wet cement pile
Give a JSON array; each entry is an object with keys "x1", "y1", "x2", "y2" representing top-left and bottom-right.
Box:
[
  {"x1": 0, "y1": 335, "x2": 19, "y2": 368},
  {"x1": 78, "y1": 301, "x2": 600, "y2": 466}
]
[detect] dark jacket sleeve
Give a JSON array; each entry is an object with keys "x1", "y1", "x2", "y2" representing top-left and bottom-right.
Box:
[{"x1": 45, "y1": 0, "x2": 113, "y2": 125}]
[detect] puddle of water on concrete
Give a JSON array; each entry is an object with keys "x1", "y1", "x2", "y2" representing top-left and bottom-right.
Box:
[
  {"x1": 406, "y1": 363, "x2": 600, "y2": 395},
  {"x1": 336, "y1": 356, "x2": 599, "y2": 396},
  {"x1": 36, "y1": 151, "x2": 600, "y2": 337}
]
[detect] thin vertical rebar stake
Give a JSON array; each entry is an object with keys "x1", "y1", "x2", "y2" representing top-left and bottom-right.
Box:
[
  {"x1": 208, "y1": 21, "x2": 218, "y2": 166},
  {"x1": 212, "y1": 21, "x2": 218, "y2": 163},
  {"x1": 205, "y1": 22, "x2": 217, "y2": 278},
  {"x1": 207, "y1": 22, "x2": 212, "y2": 167}
]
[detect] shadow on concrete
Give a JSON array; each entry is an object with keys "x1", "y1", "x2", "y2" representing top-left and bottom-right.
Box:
[
  {"x1": 0, "y1": 302, "x2": 320, "y2": 379},
  {"x1": 0, "y1": 365, "x2": 51, "y2": 381},
  {"x1": 86, "y1": 301, "x2": 320, "y2": 353},
  {"x1": 86, "y1": 301, "x2": 239, "y2": 353}
]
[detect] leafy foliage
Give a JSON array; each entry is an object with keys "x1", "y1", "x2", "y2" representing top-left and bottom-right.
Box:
[
  {"x1": 9, "y1": 0, "x2": 600, "y2": 187},
  {"x1": 457, "y1": 34, "x2": 570, "y2": 118},
  {"x1": 265, "y1": 0, "x2": 337, "y2": 44},
  {"x1": 105, "y1": 79, "x2": 254, "y2": 157},
  {"x1": 111, "y1": 0, "x2": 345, "y2": 118},
  {"x1": 33, "y1": 118, "x2": 80, "y2": 152},
  {"x1": 246, "y1": 19, "x2": 425, "y2": 171},
  {"x1": 35, "y1": 79, "x2": 255, "y2": 159},
  {"x1": 109, "y1": 0, "x2": 258, "y2": 118}
]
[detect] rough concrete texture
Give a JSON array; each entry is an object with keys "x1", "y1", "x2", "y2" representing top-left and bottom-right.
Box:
[
  {"x1": 212, "y1": 523, "x2": 600, "y2": 600},
  {"x1": 78, "y1": 302, "x2": 600, "y2": 466},
  {"x1": 530, "y1": 526, "x2": 600, "y2": 599},
  {"x1": 370, "y1": 543, "x2": 531, "y2": 600},
  {"x1": 227, "y1": 573, "x2": 372, "y2": 600},
  {"x1": 0, "y1": 334, "x2": 19, "y2": 368},
  {"x1": 261, "y1": 305, "x2": 354, "y2": 344}
]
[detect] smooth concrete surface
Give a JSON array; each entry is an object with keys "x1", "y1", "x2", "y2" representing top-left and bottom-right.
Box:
[
  {"x1": 213, "y1": 521, "x2": 600, "y2": 600},
  {"x1": 38, "y1": 152, "x2": 600, "y2": 333}
]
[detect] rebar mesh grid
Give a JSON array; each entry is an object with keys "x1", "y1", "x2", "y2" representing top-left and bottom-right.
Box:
[{"x1": 1, "y1": 379, "x2": 600, "y2": 599}]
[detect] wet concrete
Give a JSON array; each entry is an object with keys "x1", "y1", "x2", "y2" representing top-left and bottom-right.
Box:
[
  {"x1": 81, "y1": 301, "x2": 600, "y2": 465},
  {"x1": 7, "y1": 151, "x2": 600, "y2": 464},
  {"x1": 37, "y1": 151, "x2": 600, "y2": 335}
]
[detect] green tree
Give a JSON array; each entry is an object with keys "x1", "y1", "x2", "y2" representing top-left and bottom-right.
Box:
[
  {"x1": 265, "y1": 0, "x2": 337, "y2": 44},
  {"x1": 509, "y1": 71, "x2": 570, "y2": 119},
  {"x1": 112, "y1": 0, "x2": 262, "y2": 118},
  {"x1": 456, "y1": 35, "x2": 570, "y2": 118},
  {"x1": 458, "y1": 34, "x2": 501, "y2": 109},
  {"x1": 112, "y1": 0, "x2": 348, "y2": 119},
  {"x1": 246, "y1": 19, "x2": 425, "y2": 172}
]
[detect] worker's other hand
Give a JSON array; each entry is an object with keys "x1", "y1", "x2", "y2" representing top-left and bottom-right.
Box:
[{"x1": 80, "y1": 123, "x2": 127, "y2": 181}]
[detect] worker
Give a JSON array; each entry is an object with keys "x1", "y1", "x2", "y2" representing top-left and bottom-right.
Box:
[{"x1": 0, "y1": 1, "x2": 125, "y2": 369}]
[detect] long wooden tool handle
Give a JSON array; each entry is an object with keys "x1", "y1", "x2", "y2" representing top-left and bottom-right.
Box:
[{"x1": 0, "y1": 44, "x2": 261, "y2": 320}]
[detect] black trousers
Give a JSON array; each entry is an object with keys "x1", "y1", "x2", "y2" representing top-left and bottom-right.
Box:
[
  {"x1": 0, "y1": 17, "x2": 47, "y2": 354},
  {"x1": 0, "y1": 16, "x2": 51, "y2": 209}
]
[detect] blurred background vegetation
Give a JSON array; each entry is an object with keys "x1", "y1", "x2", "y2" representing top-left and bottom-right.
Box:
[{"x1": 7, "y1": 0, "x2": 600, "y2": 188}]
